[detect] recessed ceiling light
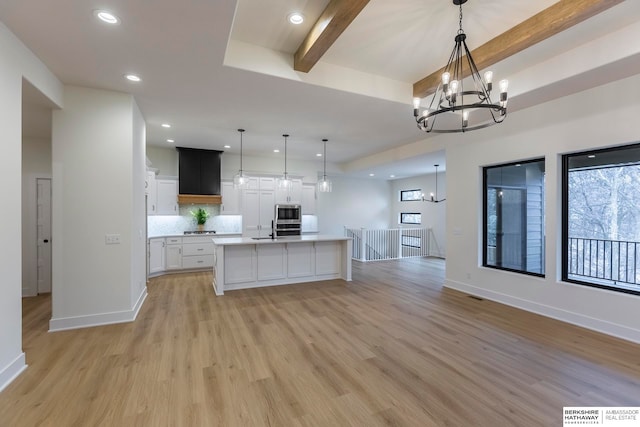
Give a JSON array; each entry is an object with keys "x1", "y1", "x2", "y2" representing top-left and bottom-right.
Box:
[
  {"x1": 316, "y1": 153, "x2": 322, "y2": 157},
  {"x1": 125, "y1": 74, "x2": 141, "y2": 82},
  {"x1": 390, "y1": 174, "x2": 395, "y2": 178},
  {"x1": 588, "y1": 154, "x2": 596, "y2": 158},
  {"x1": 273, "y1": 149, "x2": 280, "y2": 153},
  {"x1": 224, "y1": 145, "x2": 231, "y2": 149},
  {"x1": 369, "y1": 173, "x2": 375, "y2": 177},
  {"x1": 515, "y1": 163, "x2": 521, "y2": 167},
  {"x1": 167, "y1": 139, "x2": 174, "y2": 143},
  {"x1": 161, "y1": 123, "x2": 171, "y2": 128},
  {"x1": 94, "y1": 10, "x2": 120, "y2": 25},
  {"x1": 288, "y1": 12, "x2": 304, "y2": 25}
]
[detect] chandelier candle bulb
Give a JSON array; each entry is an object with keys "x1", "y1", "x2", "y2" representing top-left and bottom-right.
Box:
[
  {"x1": 463, "y1": 110, "x2": 469, "y2": 128},
  {"x1": 413, "y1": 97, "x2": 421, "y2": 116},
  {"x1": 484, "y1": 71, "x2": 493, "y2": 91}
]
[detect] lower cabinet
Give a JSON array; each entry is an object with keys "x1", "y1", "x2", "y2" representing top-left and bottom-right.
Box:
[
  {"x1": 149, "y1": 238, "x2": 165, "y2": 274},
  {"x1": 165, "y1": 244, "x2": 182, "y2": 270},
  {"x1": 182, "y1": 236, "x2": 214, "y2": 269},
  {"x1": 149, "y1": 235, "x2": 215, "y2": 275},
  {"x1": 222, "y1": 241, "x2": 341, "y2": 289}
]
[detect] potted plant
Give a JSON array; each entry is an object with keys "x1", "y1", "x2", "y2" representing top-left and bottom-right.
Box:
[{"x1": 190, "y1": 208, "x2": 210, "y2": 231}]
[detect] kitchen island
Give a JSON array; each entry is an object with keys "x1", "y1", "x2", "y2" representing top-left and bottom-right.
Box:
[{"x1": 211, "y1": 235, "x2": 352, "y2": 295}]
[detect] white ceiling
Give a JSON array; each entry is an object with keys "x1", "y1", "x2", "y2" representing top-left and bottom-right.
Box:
[{"x1": 4, "y1": 0, "x2": 639, "y2": 179}]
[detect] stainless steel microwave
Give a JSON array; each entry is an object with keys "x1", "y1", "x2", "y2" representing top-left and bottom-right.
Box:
[{"x1": 275, "y1": 204, "x2": 301, "y2": 223}]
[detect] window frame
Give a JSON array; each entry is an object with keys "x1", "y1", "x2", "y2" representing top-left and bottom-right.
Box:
[
  {"x1": 482, "y1": 158, "x2": 546, "y2": 278},
  {"x1": 400, "y1": 212, "x2": 422, "y2": 225},
  {"x1": 400, "y1": 189, "x2": 422, "y2": 202},
  {"x1": 562, "y1": 144, "x2": 640, "y2": 297}
]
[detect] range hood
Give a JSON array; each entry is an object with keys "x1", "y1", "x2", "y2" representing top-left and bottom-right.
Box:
[{"x1": 176, "y1": 147, "x2": 222, "y2": 204}]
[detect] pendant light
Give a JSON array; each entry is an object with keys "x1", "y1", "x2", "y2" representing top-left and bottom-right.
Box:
[
  {"x1": 277, "y1": 134, "x2": 291, "y2": 189},
  {"x1": 233, "y1": 129, "x2": 250, "y2": 188},
  {"x1": 317, "y1": 138, "x2": 332, "y2": 192},
  {"x1": 422, "y1": 164, "x2": 446, "y2": 203}
]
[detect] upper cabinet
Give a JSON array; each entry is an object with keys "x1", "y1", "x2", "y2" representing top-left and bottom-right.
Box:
[
  {"x1": 220, "y1": 181, "x2": 241, "y2": 215},
  {"x1": 177, "y1": 147, "x2": 222, "y2": 195},
  {"x1": 146, "y1": 171, "x2": 157, "y2": 215},
  {"x1": 156, "y1": 179, "x2": 179, "y2": 215},
  {"x1": 275, "y1": 178, "x2": 302, "y2": 204},
  {"x1": 302, "y1": 184, "x2": 316, "y2": 214}
]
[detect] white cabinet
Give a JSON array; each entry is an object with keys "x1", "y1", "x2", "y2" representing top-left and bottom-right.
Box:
[
  {"x1": 165, "y1": 236, "x2": 182, "y2": 270},
  {"x1": 257, "y1": 244, "x2": 287, "y2": 280},
  {"x1": 316, "y1": 241, "x2": 341, "y2": 275},
  {"x1": 220, "y1": 181, "x2": 241, "y2": 215},
  {"x1": 182, "y1": 235, "x2": 214, "y2": 269},
  {"x1": 225, "y1": 245, "x2": 257, "y2": 284},
  {"x1": 242, "y1": 178, "x2": 276, "y2": 238},
  {"x1": 149, "y1": 238, "x2": 165, "y2": 274},
  {"x1": 288, "y1": 242, "x2": 315, "y2": 277},
  {"x1": 275, "y1": 178, "x2": 302, "y2": 204},
  {"x1": 146, "y1": 171, "x2": 157, "y2": 215},
  {"x1": 156, "y1": 179, "x2": 178, "y2": 215},
  {"x1": 302, "y1": 184, "x2": 316, "y2": 214}
]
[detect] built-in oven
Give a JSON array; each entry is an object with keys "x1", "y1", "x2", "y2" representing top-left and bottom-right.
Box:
[{"x1": 274, "y1": 204, "x2": 301, "y2": 237}]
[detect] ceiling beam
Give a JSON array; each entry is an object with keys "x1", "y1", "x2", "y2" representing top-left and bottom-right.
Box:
[
  {"x1": 413, "y1": 0, "x2": 625, "y2": 98},
  {"x1": 294, "y1": 0, "x2": 370, "y2": 73}
]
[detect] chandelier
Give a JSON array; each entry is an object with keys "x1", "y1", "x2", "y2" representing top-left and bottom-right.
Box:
[
  {"x1": 317, "y1": 138, "x2": 332, "y2": 193},
  {"x1": 422, "y1": 164, "x2": 446, "y2": 203},
  {"x1": 233, "y1": 128, "x2": 250, "y2": 188},
  {"x1": 413, "y1": 0, "x2": 508, "y2": 133}
]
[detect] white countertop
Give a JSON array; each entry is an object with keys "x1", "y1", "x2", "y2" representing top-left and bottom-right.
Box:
[{"x1": 212, "y1": 235, "x2": 350, "y2": 246}]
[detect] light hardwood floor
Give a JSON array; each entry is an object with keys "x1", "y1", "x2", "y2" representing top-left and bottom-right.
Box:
[{"x1": 2, "y1": 258, "x2": 640, "y2": 426}]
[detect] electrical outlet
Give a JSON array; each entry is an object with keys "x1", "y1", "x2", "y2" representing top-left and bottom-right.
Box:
[{"x1": 105, "y1": 234, "x2": 121, "y2": 245}]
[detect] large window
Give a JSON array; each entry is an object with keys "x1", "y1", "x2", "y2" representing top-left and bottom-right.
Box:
[
  {"x1": 483, "y1": 159, "x2": 545, "y2": 276},
  {"x1": 400, "y1": 213, "x2": 421, "y2": 224},
  {"x1": 562, "y1": 143, "x2": 640, "y2": 295}
]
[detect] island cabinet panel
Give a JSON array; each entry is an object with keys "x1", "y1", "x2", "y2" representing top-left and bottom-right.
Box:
[
  {"x1": 225, "y1": 245, "x2": 257, "y2": 284},
  {"x1": 316, "y1": 241, "x2": 341, "y2": 275},
  {"x1": 287, "y1": 242, "x2": 315, "y2": 278},
  {"x1": 257, "y1": 244, "x2": 287, "y2": 280}
]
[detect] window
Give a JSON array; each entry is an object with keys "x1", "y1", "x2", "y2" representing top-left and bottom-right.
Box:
[
  {"x1": 483, "y1": 159, "x2": 545, "y2": 276},
  {"x1": 562, "y1": 143, "x2": 640, "y2": 295},
  {"x1": 400, "y1": 213, "x2": 421, "y2": 224},
  {"x1": 400, "y1": 189, "x2": 422, "y2": 201}
]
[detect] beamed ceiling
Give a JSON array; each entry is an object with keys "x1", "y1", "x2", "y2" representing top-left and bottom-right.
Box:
[{"x1": 3, "y1": 0, "x2": 640, "y2": 178}]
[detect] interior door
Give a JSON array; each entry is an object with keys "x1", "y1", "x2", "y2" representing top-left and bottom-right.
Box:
[{"x1": 36, "y1": 178, "x2": 52, "y2": 293}]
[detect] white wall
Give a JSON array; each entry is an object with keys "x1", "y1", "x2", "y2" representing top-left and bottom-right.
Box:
[
  {"x1": 444, "y1": 73, "x2": 640, "y2": 343},
  {"x1": 317, "y1": 175, "x2": 391, "y2": 235},
  {"x1": 146, "y1": 145, "x2": 178, "y2": 176},
  {"x1": 50, "y1": 86, "x2": 146, "y2": 331},
  {"x1": 0, "y1": 22, "x2": 63, "y2": 392},
  {"x1": 390, "y1": 174, "x2": 447, "y2": 257},
  {"x1": 21, "y1": 137, "x2": 52, "y2": 296}
]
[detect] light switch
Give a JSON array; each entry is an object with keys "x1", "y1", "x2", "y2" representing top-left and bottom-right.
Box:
[{"x1": 105, "y1": 234, "x2": 121, "y2": 244}]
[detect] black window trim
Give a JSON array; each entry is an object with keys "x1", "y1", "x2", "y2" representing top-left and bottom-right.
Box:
[
  {"x1": 400, "y1": 212, "x2": 422, "y2": 225},
  {"x1": 400, "y1": 189, "x2": 422, "y2": 202},
  {"x1": 482, "y1": 158, "x2": 546, "y2": 278},
  {"x1": 561, "y1": 143, "x2": 640, "y2": 297}
]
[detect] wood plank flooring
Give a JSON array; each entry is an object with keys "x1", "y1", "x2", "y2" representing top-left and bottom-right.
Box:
[{"x1": 2, "y1": 257, "x2": 640, "y2": 426}]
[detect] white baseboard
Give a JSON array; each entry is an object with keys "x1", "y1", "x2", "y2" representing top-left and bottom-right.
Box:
[
  {"x1": 49, "y1": 287, "x2": 148, "y2": 332},
  {"x1": 0, "y1": 353, "x2": 27, "y2": 393},
  {"x1": 444, "y1": 279, "x2": 640, "y2": 344}
]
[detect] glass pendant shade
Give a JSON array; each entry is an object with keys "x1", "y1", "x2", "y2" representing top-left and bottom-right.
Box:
[
  {"x1": 317, "y1": 138, "x2": 332, "y2": 192},
  {"x1": 317, "y1": 177, "x2": 332, "y2": 193},
  {"x1": 234, "y1": 129, "x2": 250, "y2": 188},
  {"x1": 276, "y1": 134, "x2": 291, "y2": 189},
  {"x1": 234, "y1": 170, "x2": 248, "y2": 188}
]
